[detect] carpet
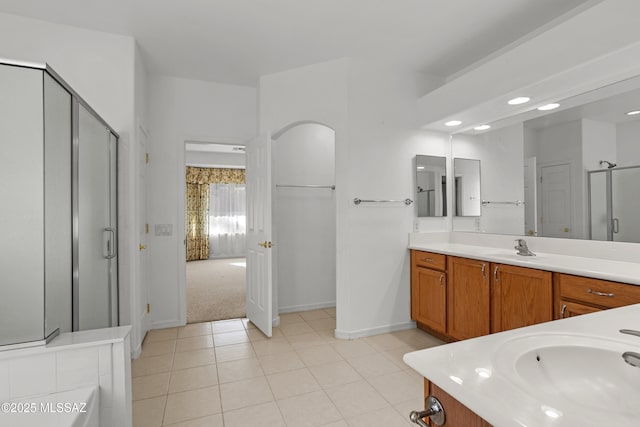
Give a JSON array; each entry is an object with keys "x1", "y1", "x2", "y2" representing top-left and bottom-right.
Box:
[{"x1": 186, "y1": 258, "x2": 246, "y2": 323}]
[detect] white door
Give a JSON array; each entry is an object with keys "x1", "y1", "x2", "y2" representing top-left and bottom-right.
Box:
[
  {"x1": 137, "y1": 126, "x2": 151, "y2": 337},
  {"x1": 245, "y1": 134, "x2": 273, "y2": 337},
  {"x1": 524, "y1": 156, "x2": 537, "y2": 236},
  {"x1": 540, "y1": 163, "x2": 572, "y2": 238}
]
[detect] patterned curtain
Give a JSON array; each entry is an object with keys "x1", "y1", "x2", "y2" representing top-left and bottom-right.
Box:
[
  {"x1": 186, "y1": 166, "x2": 245, "y2": 184},
  {"x1": 186, "y1": 183, "x2": 210, "y2": 261}
]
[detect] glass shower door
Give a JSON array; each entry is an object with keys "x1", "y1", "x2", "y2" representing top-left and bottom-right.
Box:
[
  {"x1": 76, "y1": 104, "x2": 118, "y2": 330},
  {"x1": 612, "y1": 167, "x2": 640, "y2": 243}
]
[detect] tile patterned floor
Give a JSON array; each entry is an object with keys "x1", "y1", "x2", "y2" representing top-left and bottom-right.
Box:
[{"x1": 132, "y1": 308, "x2": 444, "y2": 427}]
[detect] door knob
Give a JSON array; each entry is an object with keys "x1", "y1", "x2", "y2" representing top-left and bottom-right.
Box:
[
  {"x1": 139, "y1": 244, "x2": 147, "y2": 251},
  {"x1": 257, "y1": 241, "x2": 273, "y2": 248}
]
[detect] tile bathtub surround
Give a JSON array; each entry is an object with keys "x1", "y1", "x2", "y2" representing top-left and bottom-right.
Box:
[{"x1": 132, "y1": 310, "x2": 443, "y2": 427}]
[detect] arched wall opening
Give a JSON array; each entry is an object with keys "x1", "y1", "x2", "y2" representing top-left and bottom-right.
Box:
[{"x1": 271, "y1": 122, "x2": 337, "y2": 321}]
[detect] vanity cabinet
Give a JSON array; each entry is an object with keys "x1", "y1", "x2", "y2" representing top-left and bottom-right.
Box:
[
  {"x1": 447, "y1": 256, "x2": 490, "y2": 340},
  {"x1": 411, "y1": 251, "x2": 447, "y2": 335},
  {"x1": 491, "y1": 264, "x2": 552, "y2": 333},
  {"x1": 423, "y1": 379, "x2": 492, "y2": 427},
  {"x1": 554, "y1": 273, "x2": 640, "y2": 319}
]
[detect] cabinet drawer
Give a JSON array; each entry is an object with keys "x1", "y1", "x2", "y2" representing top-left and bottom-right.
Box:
[
  {"x1": 412, "y1": 250, "x2": 446, "y2": 271},
  {"x1": 557, "y1": 273, "x2": 640, "y2": 309}
]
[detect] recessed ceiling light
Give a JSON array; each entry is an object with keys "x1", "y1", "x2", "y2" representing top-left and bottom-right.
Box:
[
  {"x1": 474, "y1": 125, "x2": 491, "y2": 131},
  {"x1": 627, "y1": 110, "x2": 640, "y2": 116},
  {"x1": 508, "y1": 97, "x2": 531, "y2": 105},
  {"x1": 538, "y1": 103, "x2": 560, "y2": 111},
  {"x1": 445, "y1": 120, "x2": 462, "y2": 127},
  {"x1": 417, "y1": 166, "x2": 425, "y2": 170}
]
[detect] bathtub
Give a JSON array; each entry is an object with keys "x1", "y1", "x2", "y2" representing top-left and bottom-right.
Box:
[{"x1": 0, "y1": 386, "x2": 99, "y2": 427}]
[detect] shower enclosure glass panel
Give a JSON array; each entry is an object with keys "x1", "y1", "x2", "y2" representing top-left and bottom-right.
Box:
[
  {"x1": 589, "y1": 166, "x2": 640, "y2": 243},
  {"x1": 77, "y1": 105, "x2": 118, "y2": 330}
]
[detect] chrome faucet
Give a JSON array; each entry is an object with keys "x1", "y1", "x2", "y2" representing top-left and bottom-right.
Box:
[
  {"x1": 620, "y1": 329, "x2": 640, "y2": 368},
  {"x1": 514, "y1": 239, "x2": 535, "y2": 256}
]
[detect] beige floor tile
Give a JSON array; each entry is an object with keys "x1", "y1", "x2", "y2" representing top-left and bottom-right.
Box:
[
  {"x1": 258, "y1": 351, "x2": 305, "y2": 375},
  {"x1": 266, "y1": 368, "x2": 321, "y2": 399},
  {"x1": 223, "y1": 401, "x2": 285, "y2": 427},
  {"x1": 211, "y1": 319, "x2": 245, "y2": 334},
  {"x1": 178, "y1": 322, "x2": 212, "y2": 338},
  {"x1": 163, "y1": 414, "x2": 224, "y2": 427},
  {"x1": 321, "y1": 422, "x2": 348, "y2": 427},
  {"x1": 390, "y1": 329, "x2": 445, "y2": 350},
  {"x1": 247, "y1": 327, "x2": 284, "y2": 341},
  {"x1": 214, "y1": 342, "x2": 256, "y2": 362},
  {"x1": 345, "y1": 406, "x2": 410, "y2": 427},
  {"x1": 325, "y1": 381, "x2": 388, "y2": 419},
  {"x1": 286, "y1": 331, "x2": 329, "y2": 349},
  {"x1": 163, "y1": 386, "x2": 222, "y2": 425},
  {"x1": 347, "y1": 353, "x2": 401, "y2": 379},
  {"x1": 323, "y1": 307, "x2": 337, "y2": 317},
  {"x1": 309, "y1": 361, "x2": 362, "y2": 388},
  {"x1": 133, "y1": 396, "x2": 166, "y2": 427},
  {"x1": 279, "y1": 321, "x2": 315, "y2": 337},
  {"x1": 219, "y1": 377, "x2": 274, "y2": 411},
  {"x1": 172, "y1": 348, "x2": 216, "y2": 370},
  {"x1": 381, "y1": 345, "x2": 419, "y2": 370},
  {"x1": 145, "y1": 328, "x2": 179, "y2": 343},
  {"x1": 367, "y1": 371, "x2": 423, "y2": 405},
  {"x1": 132, "y1": 353, "x2": 174, "y2": 377},
  {"x1": 176, "y1": 335, "x2": 214, "y2": 353},
  {"x1": 297, "y1": 344, "x2": 343, "y2": 367},
  {"x1": 393, "y1": 398, "x2": 425, "y2": 423},
  {"x1": 332, "y1": 340, "x2": 376, "y2": 359},
  {"x1": 241, "y1": 318, "x2": 256, "y2": 329},
  {"x1": 213, "y1": 330, "x2": 249, "y2": 347},
  {"x1": 251, "y1": 338, "x2": 293, "y2": 356},
  {"x1": 363, "y1": 333, "x2": 407, "y2": 352},
  {"x1": 278, "y1": 312, "x2": 305, "y2": 325},
  {"x1": 317, "y1": 329, "x2": 339, "y2": 342},
  {"x1": 298, "y1": 309, "x2": 331, "y2": 321},
  {"x1": 217, "y1": 358, "x2": 264, "y2": 383},
  {"x1": 276, "y1": 390, "x2": 342, "y2": 427},
  {"x1": 169, "y1": 364, "x2": 218, "y2": 394},
  {"x1": 306, "y1": 318, "x2": 336, "y2": 332},
  {"x1": 141, "y1": 340, "x2": 176, "y2": 358},
  {"x1": 132, "y1": 372, "x2": 171, "y2": 401}
]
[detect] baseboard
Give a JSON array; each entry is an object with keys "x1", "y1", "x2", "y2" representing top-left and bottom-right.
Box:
[
  {"x1": 334, "y1": 320, "x2": 416, "y2": 340},
  {"x1": 151, "y1": 319, "x2": 186, "y2": 330},
  {"x1": 278, "y1": 301, "x2": 336, "y2": 314}
]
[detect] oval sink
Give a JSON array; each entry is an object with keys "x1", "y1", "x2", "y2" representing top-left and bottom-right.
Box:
[{"x1": 493, "y1": 334, "x2": 640, "y2": 417}]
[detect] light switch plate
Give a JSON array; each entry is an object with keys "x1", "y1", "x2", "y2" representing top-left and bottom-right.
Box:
[{"x1": 155, "y1": 224, "x2": 173, "y2": 236}]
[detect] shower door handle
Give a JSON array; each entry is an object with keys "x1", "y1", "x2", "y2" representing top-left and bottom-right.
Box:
[
  {"x1": 104, "y1": 228, "x2": 117, "y2": 259},
  {"x1": 612, "y1": 218, "x2": 619, "y2": 234}
]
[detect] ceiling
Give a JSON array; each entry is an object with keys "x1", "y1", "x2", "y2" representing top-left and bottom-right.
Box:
[{"x1": 0, "y1": 0, "x2": 590, "y2": 86}]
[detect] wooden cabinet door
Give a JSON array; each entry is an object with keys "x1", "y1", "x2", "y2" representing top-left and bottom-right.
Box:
[
  {"x1": 412, "y1": 266, "x2": 447, "y2": 334},
  {"x1": 556, "y1": 300, "x2": 603, "y2": 319},
  {"x1": 447, "y1": 257, "x2": 490, "y2": 340},
  {"x1": 491, "y1": 264, "x2": 552, "y2": 333}
]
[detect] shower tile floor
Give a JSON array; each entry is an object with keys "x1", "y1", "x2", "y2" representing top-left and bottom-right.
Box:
[{"x1": 131, "y1": 308, "x2": 444, "y2": 427}]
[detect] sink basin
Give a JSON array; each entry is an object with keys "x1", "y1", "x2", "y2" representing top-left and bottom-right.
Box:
[{"x1": 493, "y1": 333, "x2": 640, "y2": 417}]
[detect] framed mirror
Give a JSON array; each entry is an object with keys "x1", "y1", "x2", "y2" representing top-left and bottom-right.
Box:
[
  {"x1": 451, "y1": 75, "x2": 640, "y2": 242},
  {"x1": 453, "y1": 158, "x2": 481, "y2": 217},
  {"x1": 416, "y1": 155, "x2": 447, "y2": 217}
]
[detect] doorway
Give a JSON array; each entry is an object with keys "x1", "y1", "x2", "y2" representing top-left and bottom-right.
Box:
[
  {"x1": 539, "y1": 162, "x2": 572, "y2": 238},
  {"x1": 184, "y1": 142, "x2": 247, "y2": 323}
]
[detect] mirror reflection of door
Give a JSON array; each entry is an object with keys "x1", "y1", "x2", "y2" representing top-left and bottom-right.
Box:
[
  {"x1": 416, "y1": 155, "x2": 447, "y2": 217},
  {"x1": 539, "y1": 163, "x2": 572, "y2": 238}
]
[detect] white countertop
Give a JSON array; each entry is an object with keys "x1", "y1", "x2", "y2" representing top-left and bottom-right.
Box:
[
  {"x1": 409, "y1": 241, "x2": 640, "y2": 285},
  {"x1": 404, "y1": 304, "x2": 640, "y2": 427}
]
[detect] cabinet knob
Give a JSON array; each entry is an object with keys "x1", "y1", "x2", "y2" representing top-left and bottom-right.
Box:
[{"x1": 139, "y1": 244, "x2": 147, "y2": 251}]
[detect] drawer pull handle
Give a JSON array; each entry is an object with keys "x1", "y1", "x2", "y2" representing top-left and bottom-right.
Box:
[
  {"x1": 481, "y1": 263, "x2": 486, "y2": 277},
  {"x1": 422, "y1": 258, "x2": 434, "y2": 262},
  {"x1": 587, "y1": 289, "x2": 614, "y2": 297},
  {"x1": 439, "y1": 274, "x2": 444, "y2": 286},
  {"x1": 561, "y1": 304, "x2": 567, "y2": 318},
  {"x1": 493, "y1": 265, "x2": 499, "y2": 282}
]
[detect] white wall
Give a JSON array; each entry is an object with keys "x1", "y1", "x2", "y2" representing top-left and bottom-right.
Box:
[
  {"x1": 147, "y1": 75, "x2": 256, "y2": 329},
  {"x1": 0, "y1": 12, "x2": 143, "y2": 355},
  {"x1": 616, "y1": 120, "x2": 640, "y2": 167},
  {"x1": 185, "y1": 151, "x2": 246, "y2": 168},
  {"x1": 274, "y1": 124, "x2": 336, "y2": 313},
  {"x1": 260, "y1": 58, "x2": 450, "y2": 337}
]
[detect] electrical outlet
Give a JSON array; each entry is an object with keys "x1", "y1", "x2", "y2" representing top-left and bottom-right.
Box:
[{"x1": 155, "y1": 224, "x2": 173, "y2": 236}]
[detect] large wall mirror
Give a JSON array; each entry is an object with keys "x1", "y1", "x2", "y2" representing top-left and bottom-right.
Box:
[
  {"x1": 453, "y1": 158, "x2": 481, "y2": 216},
  {"x1": 451, "y1": 75, "x2": 640, "y2": 242},
  {"x1": 416, "y1": 155, "x2": 447, "y2": 217}
]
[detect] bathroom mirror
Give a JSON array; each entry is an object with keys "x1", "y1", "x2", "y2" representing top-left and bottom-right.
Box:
[
  {"x1": 453, "y1": 158, "x2": 481, "y2": 216},
  {"x1": 416, "y1": 155, "x2": 447, "y2": 217},
  {"x1": 451, "y1": 75, "x2": 640, "y2": 242}
]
